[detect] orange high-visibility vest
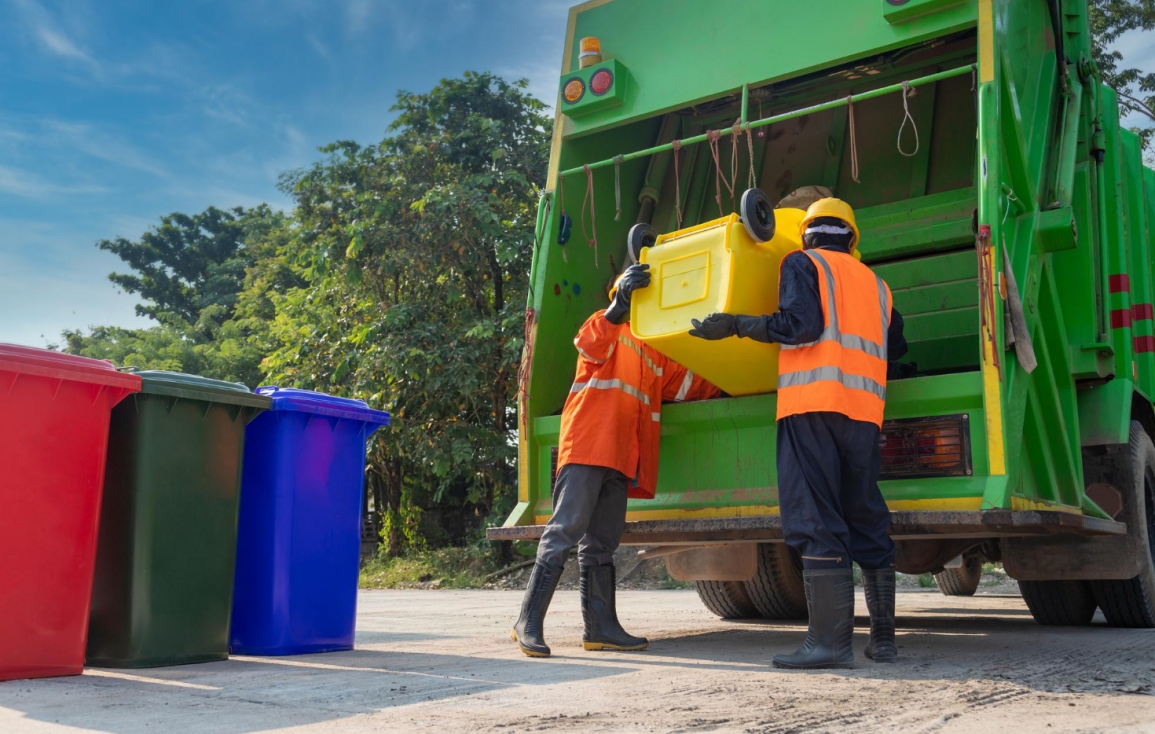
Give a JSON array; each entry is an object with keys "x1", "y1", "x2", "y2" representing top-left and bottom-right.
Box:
[
  {"x1": 558, "y1": 312, "x2": 721, "y2": 499},
  {"x1": 776, "y1": 249, "x2": 892, "y2": 427}
]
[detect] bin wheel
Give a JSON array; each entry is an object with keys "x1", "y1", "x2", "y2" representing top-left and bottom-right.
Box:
[
  {"x1": 695, "y1": 581, "x2": 759, "y2": 619},
  {"x1": 1020, "y1": 580, "x2": 1098, "y2": 626},
  {"x1": 739, "y1": 188, "x2": 775, "y2": 243},
  {"x1": 628, "y1": 223, "x2": 658, "y2": 264},
  {"x1": 743, "y1": 543, "x2": 807, "y2": 620},
  {"x1": 1089, "y1": 422, "x2": 1155, "y2": 627},
  {"x1": 934, "y1": 555, "x2": 982, "y2": 596}
]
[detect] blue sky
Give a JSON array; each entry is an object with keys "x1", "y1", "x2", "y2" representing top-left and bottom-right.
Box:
[
  {"x1": 0, "y1": 1, "x2": 1152, "y2": 348},
  {"x1": 0, "y1": 0, "x2": 569, "y2": 347}
]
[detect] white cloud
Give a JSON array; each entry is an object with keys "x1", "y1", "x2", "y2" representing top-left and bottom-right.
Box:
[
  {"x1": 11, "y1": 0, "x2": 101, "y2": 73},
  {"x1": 0, "y1": 164, "x2": 107, "y2": 198},
  {"x1": 43, "y1": 120, "x2": 170, "y2": 179}
]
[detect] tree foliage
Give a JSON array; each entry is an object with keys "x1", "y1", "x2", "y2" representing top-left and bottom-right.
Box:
[
  {"x1": 270, "y1": 72, "x2": 550, "y2": 554},
  {"x1": 65, "y1": 206, "x2": 299, "y2": 388},
  {"x1": 65, "y1": 72, "x2": 551, "y2": 558},
  {"x1": 1090, "y1": 0, "x2": 1155, "y2": 148}
]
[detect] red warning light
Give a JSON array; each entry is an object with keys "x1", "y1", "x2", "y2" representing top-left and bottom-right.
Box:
[{"x1": 590, "y1": 69, "x2": 614, "y2": 96}]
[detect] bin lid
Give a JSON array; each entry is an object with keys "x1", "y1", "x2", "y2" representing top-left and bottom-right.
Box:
[
  {"x1": 134, "y1": 370, "x2": 271, "y2": 409},
  {"x1": 0, "y1": 344, "x2": 142, "y2": 391},
  {"x1": 255, "y1": 386, "x2": 391, "y2": 425}
]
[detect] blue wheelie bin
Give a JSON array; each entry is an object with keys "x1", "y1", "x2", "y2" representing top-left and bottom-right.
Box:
[{"x1": 230, "y1": 387, "x2": 389, "y2": 655}]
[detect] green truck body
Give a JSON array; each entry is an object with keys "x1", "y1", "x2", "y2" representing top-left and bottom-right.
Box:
[{"x1": 488, "y1": 0, "x2": 1155, "y2": 626}]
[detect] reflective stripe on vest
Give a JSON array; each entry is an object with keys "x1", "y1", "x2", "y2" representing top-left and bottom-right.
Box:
[
  {"x1": 570, "y1": 378, "x2": 651, "y2": 406},
  {"x1": 617, "y1": 334, "x2": 664, "y2": 376},
  {"x1": 780, "y1": 250, "x2": 890, "y2": 363},
  {"x1": 777, "y1": 249, "x2": 891, "y2": 416}
]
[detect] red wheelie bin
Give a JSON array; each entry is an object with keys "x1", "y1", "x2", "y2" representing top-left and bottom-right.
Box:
[{"x1": 0, "y1": 345, "x2": 141, "y2": 681}]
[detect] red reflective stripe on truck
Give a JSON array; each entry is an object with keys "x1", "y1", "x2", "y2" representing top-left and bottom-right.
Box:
[
  {"x1": 1109, "y1": 274, "x2": 1130, "y2": 293},
  {"x1": 1135, "y1": 337, "x2": 1155, "y2": 354},
  {"x1": 1133, "y1": 304, "x2": 1154, "y2": 321},
  {"x1": 1111, "y1": 309, "x2": 1133, "y2": 328}
]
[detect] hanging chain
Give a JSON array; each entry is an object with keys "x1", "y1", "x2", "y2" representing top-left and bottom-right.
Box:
[{"x1": 672, "y1": 139, "x2": 683, "y2": 230}]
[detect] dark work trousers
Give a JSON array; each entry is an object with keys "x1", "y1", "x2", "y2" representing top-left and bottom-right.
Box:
[
  {"x1": 536, "y1": 463, "x2": 629, "y2": 568},
  {"x1": 777, "y1": 412, "x2": 896, "y2": 571}
]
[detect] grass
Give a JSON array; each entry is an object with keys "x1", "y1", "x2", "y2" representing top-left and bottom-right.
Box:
[
  {"x1": 359, "y1": 547, "x2": 504, "y2": 590},
  {"x1": 917, "y1": 573, "x2": 938, "y2": 588}
]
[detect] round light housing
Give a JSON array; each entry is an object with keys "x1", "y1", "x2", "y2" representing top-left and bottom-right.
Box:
[
  {"x1": 563, "y1": 78, "x2": 585, "y2": 104},
  {"x1": 590, "y1": 69, "x2": 613, "y2": 96}
]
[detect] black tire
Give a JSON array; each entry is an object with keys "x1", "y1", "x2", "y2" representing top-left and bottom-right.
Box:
[
  {"x1": 743, "y1": 543, "x2": 807, "y2": 620},
  {"x1": 628, "y1": 222, "x2": 658, "y2": 264},
  {"x1": 695, "y1": 581, "x2": 759, "y2": 619},
  {"x1": 1090, "y1": 422, "x2": 1155, "y2": 627},
  {"x1": 1020, "y1": 580, "x2": 1098, "y2": 626},
  {"x1": 934, "y1": 555, "x2": 982, "y2": 596},
  {"x1": 739, "y1": 188, "x2": 775, "y2": 243}
]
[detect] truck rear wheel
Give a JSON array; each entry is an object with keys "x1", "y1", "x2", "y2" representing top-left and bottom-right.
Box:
[
  {"x1": 1019, "y1": 580, "x2": 1098, "y2": 626},
  {"x1": 1089, "y1": 422, "x2": 1155, "y2": 628},
  {"x1": 694, "y1": 581, "x2": 759, "y2": 619},
  {"x1": 743, "y1": 543, "x2": 807, "y2": 620},
  {"x1": 933, "y1": 555, "x2": 982, "y2": 596}
]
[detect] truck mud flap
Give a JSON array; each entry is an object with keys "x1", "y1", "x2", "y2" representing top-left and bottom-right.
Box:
[{"x1": 1003, "y1": 444, "x2": 1147, "y2": 581}]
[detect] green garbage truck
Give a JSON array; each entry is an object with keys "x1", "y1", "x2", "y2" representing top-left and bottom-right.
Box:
[{"x1": 487, "y1": 0, "x2": 1155, "y2": 628}]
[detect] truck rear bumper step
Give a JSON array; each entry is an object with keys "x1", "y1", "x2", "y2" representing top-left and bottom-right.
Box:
[{"x1": 486, "y1": 511, "x2": 1126, "y2": 545}]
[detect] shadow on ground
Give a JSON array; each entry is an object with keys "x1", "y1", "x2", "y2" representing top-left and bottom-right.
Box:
[{"x1": 0, "y1": 649, "x2": 636, "y2": 734}]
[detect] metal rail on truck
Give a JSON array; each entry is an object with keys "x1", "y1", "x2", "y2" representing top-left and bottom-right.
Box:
[{"x1": 555, "y1": 64, "x2": 976, "y2": 181}]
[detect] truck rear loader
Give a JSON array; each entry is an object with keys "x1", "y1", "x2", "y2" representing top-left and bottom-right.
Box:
[{"x1": 487, "y1": 0, "x2": 1155, "y2": 628}]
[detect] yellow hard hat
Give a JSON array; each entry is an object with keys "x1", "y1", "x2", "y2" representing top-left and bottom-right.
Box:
[{"x1": 799, "y1": 197, "x2": 860, "y2": 251}]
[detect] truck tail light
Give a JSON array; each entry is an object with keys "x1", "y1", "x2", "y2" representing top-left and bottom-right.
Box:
[{"x1": 879, "y1": 414, "x2": 972, "y2": 479}]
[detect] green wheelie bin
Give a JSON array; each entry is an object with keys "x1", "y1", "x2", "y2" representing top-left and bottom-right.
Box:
[{"x1": 86, "y1": 371, "x2": 270, "y2": 668}]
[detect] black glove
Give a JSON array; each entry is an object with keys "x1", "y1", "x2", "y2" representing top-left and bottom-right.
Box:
[
  {"x1": 605, "y1": 263, "x2": 651, "y2": 325},
  {"x1": 735, "y1": 315, "x2": 772, "y2": 343},
  {"x1": 689, "y1": 313, "x2": 738, "y2": 340}
]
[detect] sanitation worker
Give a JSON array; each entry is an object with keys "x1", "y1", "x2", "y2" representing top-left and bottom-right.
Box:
[
  {"x1": 512, "y1": 262, "x2": 722, "y2": 658},
  {"x1": 689, "y1": 197, "x2": 907, "y2": 668}
]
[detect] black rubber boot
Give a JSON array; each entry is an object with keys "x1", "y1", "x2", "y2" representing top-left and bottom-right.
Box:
[
  {"x1": 862, "y1": 567, "x2": 898, "y2": 663},
  {"x1": 511, "y1": 560, "x2": 564, "y2": 658},
  {"x1": 581, "y1": 565, "x2": 648, "y2": 651},
  {"x1": 771, "y1": 568, "x2": 855, "y2": 669}
]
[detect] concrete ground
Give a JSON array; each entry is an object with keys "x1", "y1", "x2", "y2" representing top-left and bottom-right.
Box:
[{"x1": 3, "y1": 589, "x2": 1155, "y2": 733}]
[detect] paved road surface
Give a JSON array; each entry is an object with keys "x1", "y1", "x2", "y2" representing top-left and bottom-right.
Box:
[{"x1": 3, "y1": 589, "x2": 1155, "y2": 733}]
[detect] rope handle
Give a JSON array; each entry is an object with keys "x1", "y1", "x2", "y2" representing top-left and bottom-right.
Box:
[
  {"x1": 730, "y1": 122, "x2": 741, "y2": 207},
  {"x1": 897, "y1": 80, "x2": 920, "y2": 158},
  {"x1": 581, "y1": 164, "x2": 599, "y2": 269},
  {"x1": 706, "y1": 129, "x2": 735, "y2": 218},
  {"x1": 612, "y1": 155, "x2": 624, "y2": 221},
  {"x1": 846, "y1": 96, "x2": 860, "y2": 184},
  {"x1": 744, "y1": 123, "x2": 757, "y2": 189},
  {"x1": 672, "y1": 139, "x2": 683, "y2": 230}
]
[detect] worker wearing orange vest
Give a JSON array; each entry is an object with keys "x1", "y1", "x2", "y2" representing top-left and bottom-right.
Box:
[
  {"x1": 512, "y1": 262, "x2": 721, "y2": 658},
  {"x1": 690, "y1": 197, "x2": 908, "y2": 669}
]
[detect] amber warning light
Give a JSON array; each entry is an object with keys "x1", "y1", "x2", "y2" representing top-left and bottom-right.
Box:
[{"x1": 579, "y1": 37, "x2": 602, "y2": 68}]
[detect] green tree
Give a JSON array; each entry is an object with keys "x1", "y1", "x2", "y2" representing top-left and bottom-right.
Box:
[
  {"x1": 1090, "y1": 0, "x2": 1155, "y2": 148},
  {"x1": 98, "y1": 205, "x2": 279, "y2": 327},
  {"x1": 65, "y1": 206, "x2": 299, "y2": 387},
  {"x1": 269, "y1": 72, "x2": 551, "y2": 555}
]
